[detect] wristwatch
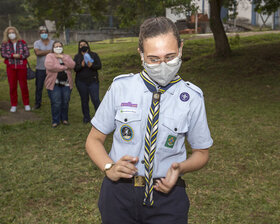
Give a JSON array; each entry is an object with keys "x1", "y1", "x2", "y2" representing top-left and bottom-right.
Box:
[{"x1": 104, "y1": 163, "x2": 115, "y2": 174}]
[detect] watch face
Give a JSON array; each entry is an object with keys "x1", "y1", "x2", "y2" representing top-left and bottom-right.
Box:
[{"x1": 105, "y1": 163, "x2": 112, "y2": 170}]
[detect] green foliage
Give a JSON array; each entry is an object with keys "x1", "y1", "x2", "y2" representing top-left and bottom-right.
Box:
[
  {"x1": 111, "y1": 0, "x2": 167, "y2": 31},
  {"x1": 229, "y1": 33, "x2": 240, "y2": 47},
  {"x1": 0, "y1": 0, "x2": 22, "y2": 15},
  {"x1": 254, "y1": 0, "x2": 280, "y2": 15},
  {"x1": 23, "y1": 0, "x2": 83, "y2": 32},
  {"x1": 224, "y1": 0, "x2": 239, "y2": 20},
  {"x1": 0, "y1": 0, "x2": 40, "y2": 31},
  {"x1": 164, "y1": 0, "x2": 197, "y2": 16}
]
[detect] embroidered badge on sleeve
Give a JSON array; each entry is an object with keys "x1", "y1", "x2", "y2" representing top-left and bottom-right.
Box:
[{"x1": 180, "y1": 92, "x2": 190, "y2": 102}]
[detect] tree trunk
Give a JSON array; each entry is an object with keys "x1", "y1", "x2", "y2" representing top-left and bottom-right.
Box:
[{"x1": 209, "y1": 0, "x2": 231, "y2": 57}]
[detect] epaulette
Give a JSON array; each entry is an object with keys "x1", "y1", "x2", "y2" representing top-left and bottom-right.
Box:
[
  {"x1": 113, "y1": 73, "x2": 134, "y2": 82},
  {"x1": 185, "y1": 81, "x2": 203, "y2": 96}
]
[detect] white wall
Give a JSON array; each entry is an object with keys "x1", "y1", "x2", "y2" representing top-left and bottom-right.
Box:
[
  {"x1": 236, "y1": 0, "x2": 274, "y2": 27},
  {"x1": 236, "y1": 0, "x2": 252, "y2": 21},
  {"x1": 256, "y1": 13, "x2": 274, "y2": 27}
]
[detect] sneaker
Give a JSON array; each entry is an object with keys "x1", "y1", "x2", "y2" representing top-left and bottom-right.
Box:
[
  {"x1": 24, "y1": 105, "x2": 31, "y2": 111},
  {"x1": 10, "y1": 106, "x2": 17, "y2": 112}
]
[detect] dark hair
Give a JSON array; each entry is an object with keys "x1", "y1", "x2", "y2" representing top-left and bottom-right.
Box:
[
  {"x1": 138, "y1": 17, "x2": 181, "y2": 53},
  {"x1": 52, "y1": 41, "x2": 64, "y2": 53},
  {"x1": 78, "y1": 39, "x2": 91, "y2": 53},
  {"x1": 39, "y1": 26, "x2": 48, "y2": 33}
]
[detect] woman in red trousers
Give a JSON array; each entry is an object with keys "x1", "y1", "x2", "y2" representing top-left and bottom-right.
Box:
[{"x1": 1, "y1": 26, "x2": 31, "y2": 112}]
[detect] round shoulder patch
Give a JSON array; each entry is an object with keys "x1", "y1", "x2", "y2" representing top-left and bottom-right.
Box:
[
  {"x1": 180, "y1": 92, "x2": 190, "y2": 102},
  {"x1": 120, "y1": 125, "x2": 134, "y2": 141}
]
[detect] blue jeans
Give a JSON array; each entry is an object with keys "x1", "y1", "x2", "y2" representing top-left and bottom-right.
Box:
[
  {"x1": 47, "y1": 85, "x2": 71, "y2": 124},
  {"x1": 75, "y1": 79, "x2": 100, "y2": 122},
  {"x1": 35, "y1": 69, "x2": 47, "y2": 105}
]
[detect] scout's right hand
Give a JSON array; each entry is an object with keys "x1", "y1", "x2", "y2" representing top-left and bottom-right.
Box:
[{"x1": 105, "y1": 156, "x2": 138, "y2": 182}]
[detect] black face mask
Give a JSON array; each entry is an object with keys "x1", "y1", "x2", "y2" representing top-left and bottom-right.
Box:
[{"x1": 80, "y1": 46, "x2": 89, "y2": 53}]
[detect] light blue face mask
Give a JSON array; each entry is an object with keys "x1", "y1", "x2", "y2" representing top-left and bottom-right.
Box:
[{"x1": 40, "y1": 33, "x2": 48, "y2": 39}]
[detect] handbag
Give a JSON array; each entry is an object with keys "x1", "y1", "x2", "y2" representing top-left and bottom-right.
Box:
[{"x1": 27, "y1": 61, "x2": 36, "y2": 80}]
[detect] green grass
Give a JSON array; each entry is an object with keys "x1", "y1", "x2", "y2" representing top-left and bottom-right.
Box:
[{"x1": 0, "y1": 34, "x2": 279, "y2": 223}]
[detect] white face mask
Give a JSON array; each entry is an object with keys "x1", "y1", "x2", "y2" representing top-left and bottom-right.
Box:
[
  {"x1": 53, "y1": 47, "x2": 63, "y2": 54},
  {"x1": 141, "y1": 51, "x2": 182, "y2": 87},
  {"x1": 8, "y1": 33, "x2": 16, "y2": 40}
]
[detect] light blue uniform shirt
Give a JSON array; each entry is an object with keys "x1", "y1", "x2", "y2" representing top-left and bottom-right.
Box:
[{"x1": 91, "y1": 73, "x2": 213, "y2": 178}]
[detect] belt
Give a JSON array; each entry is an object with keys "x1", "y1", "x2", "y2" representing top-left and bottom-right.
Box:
[{"x1": 118, "y1": 176, "x2": 186, "y2": 188}]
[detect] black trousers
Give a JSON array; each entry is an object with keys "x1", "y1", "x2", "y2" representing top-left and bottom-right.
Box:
[
  {"x1": 35, "y1": 69, "x2": 47, "y2": 105},
  {"x1": 75, "y1": 79, "x2": 100, "y2": 122},
  {"x1": 98, "y1": 177, "x2": 190, "y2": 224}
]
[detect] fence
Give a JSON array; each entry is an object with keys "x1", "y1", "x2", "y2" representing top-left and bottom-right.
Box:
[{"x1": 0, "y1": 29, "x2": 136, "y2": 46}]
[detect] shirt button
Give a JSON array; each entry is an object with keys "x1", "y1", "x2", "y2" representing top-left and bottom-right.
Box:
[
  {"x1": 141, "y1": 160, "x2": 145, "y2": 164},
  {"x1": 174, "y1": 128, "x2": 177, "y2": 131},
  {"x1": 124, "y1": 118, "x2": 128, "y2": 122}
]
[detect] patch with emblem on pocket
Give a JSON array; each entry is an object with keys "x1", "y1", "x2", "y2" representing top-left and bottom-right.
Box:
[
  {"x1": 120, "y1": 125, "x2": 134, "y2": 141},
  {"x1": 165, "y1": 135, "x2": 177, "y2": 148}
]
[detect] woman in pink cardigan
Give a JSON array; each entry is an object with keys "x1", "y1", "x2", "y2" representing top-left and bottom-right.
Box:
[{"x1": 45, "y1": 41, "x2": 75, "y2": 128}]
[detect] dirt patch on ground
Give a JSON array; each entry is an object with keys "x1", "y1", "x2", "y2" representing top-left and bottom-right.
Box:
[{"x1": 0, "y1": 101, "x2": 41, "y2": 125}]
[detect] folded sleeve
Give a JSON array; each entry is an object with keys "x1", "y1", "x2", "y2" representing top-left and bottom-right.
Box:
[{"x1": 187, "y1": 95, "x2": 213, "y2": 149}]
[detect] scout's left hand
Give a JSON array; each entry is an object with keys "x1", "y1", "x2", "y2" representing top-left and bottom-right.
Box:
[{"x1": 154, "y1": 162, "x2": 181, "y2": 194}]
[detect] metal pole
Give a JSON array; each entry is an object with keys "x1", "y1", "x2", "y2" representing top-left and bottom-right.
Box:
[
  {"x1": 272, "y1": 12, "x2": 275, "y2": 30},
  {"x1": 195, "y1": 12, "x2": 198, "y2": 33},
  {"x1": 8, "y1": 14, "x2": 11, "y2": 26},
  {"x1": 202, "y1": 0, "x2": 205, "y2": 14}
]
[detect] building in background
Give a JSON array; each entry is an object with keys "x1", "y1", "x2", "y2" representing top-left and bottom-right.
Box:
[{"x1": 166, "y1": 0, "x2": 280, "y2": 33}]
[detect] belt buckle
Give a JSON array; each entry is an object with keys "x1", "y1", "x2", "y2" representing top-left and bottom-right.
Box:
[{"x1": 134, "y1": 176, "x2": 145, "y2": 187}]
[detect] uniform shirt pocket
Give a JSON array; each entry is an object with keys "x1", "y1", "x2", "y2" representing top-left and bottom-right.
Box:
[
  {"x1": 114, "y1": 108, "x2": 142, "y2": 145},
  {"x1": 158, "y1": 116, "x2": 188, "y2": 153}
]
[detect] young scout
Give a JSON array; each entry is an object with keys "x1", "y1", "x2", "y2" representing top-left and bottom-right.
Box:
[{"x1": 86, "y1": 17, "x2": 213, "y2": 224}]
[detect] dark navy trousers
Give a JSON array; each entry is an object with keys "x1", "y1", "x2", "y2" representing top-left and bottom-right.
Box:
[
  {"x1": 35, "y1": 69, "x2": 47, "y2": 105},
  {"x1": 98, "y1": 177, "x2": 189, "y2": 224}
]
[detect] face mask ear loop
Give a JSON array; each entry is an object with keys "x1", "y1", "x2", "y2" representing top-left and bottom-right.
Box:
[
  {"x1": 140, "y1": 52, "x2": 146, "y2": 67},
  {"x1": 178, "y1": 47, "x2": 182, "y2": 59},
  {"x1": 140, "y1": 52, "x2": 145, "y2": 61}
]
